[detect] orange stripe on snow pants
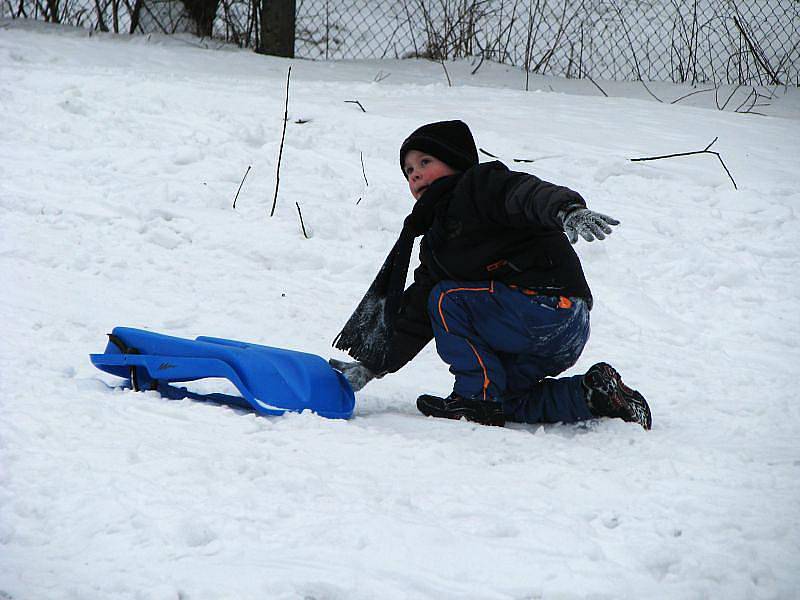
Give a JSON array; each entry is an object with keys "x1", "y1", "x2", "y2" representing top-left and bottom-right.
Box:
[{"x1": 436, "y1": 283, "x2": 494, "y2": 401}]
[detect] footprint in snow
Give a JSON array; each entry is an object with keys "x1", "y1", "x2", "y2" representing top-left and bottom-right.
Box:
[{"x1": 172, "y1": 148, "x2": 201, "y2": 165}]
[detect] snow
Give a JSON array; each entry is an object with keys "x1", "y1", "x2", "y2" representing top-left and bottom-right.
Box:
[{"x1": 1, "y1": 19, "x2": 800, "y2": 600}]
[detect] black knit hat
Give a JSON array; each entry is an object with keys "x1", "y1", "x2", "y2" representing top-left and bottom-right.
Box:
[{"x1": 399, "y1": 120, "x2": 479, "y2": 178}]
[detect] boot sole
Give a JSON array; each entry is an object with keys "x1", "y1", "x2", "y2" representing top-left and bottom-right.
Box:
[
  {"x1": 417, "y1": 395, "x2": 505, "y2": 427},
  {"x1": 588, "y1": 363, "x2": 652, "y2": 430}
]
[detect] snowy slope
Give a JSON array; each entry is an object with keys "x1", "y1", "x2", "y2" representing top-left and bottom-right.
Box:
[{"x1": 1, "y1": 20, "x2": 799, "y2": 600}]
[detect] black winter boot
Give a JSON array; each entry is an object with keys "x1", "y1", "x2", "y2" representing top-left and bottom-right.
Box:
[
  {"x1": 417, "y1": 393, "x2": 506, "y2": 427},
  {"x1": 583, "y1": 363, "x2": 652, "y2": 430}
]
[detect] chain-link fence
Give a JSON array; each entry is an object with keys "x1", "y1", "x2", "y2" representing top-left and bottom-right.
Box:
[
  {"x1": 0, "y1": 0, "x2": 193, "y2": 35},
  {"x1": 294, "y1": 0, "x2": 800, "y2": 85},
  {"x1": 3, "y1": 0, "x2": 798, "y2": 85}
]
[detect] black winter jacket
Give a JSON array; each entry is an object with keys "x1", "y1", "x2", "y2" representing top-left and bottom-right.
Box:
[{"x1": 384, "y1": 161, "x2": 592, "y2": 373}]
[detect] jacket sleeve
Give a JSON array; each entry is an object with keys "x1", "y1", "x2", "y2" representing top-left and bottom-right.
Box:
[
  {"x1": 459, "y1": 162, "x2": 586, "y2": 230},
  {"x1": 383, "y1": 263, "x2": 436, "y2": 374}
]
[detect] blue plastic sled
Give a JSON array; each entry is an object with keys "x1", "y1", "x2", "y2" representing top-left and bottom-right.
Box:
[{"x1": 90, "y1": 327, "x2": 355, "y2": 419}]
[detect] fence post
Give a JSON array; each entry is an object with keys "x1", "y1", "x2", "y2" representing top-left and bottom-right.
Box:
[{"x1": 258, "y1": 0, "x2": 296, "y2": 57}]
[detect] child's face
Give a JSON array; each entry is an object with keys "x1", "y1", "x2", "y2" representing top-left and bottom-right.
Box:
[{"x1": 403, "y1": 150, "x2": 458, "y2": 200}]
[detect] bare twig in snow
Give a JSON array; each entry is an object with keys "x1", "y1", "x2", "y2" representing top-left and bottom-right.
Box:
[
  {"x1": 670, "y1": 87, "x2": 714, "y2": 104},
  {"x1": 639, "y1": 80, "x2": 663, "y2": 103},
  {"x1": 360, "y1": 152, "x2": 369, "y2": 186},
  {"x1": 480, "y1": 147, "x2": 540, "y2": 164},
  {"x1": 270, "y1": 66, "x2": 292, "y2": 217},
  {"x1": 630, "y1": 137, "x2": 737, "y2": 190},
  {"x1": 717, "y1": 85, "x2": 742, "y2": 111},
  {"x1": 295, "y1": 202, "x2": 309, "y2": 238},
  {"x1": 232, "y1": 165, "x2": 251, "y2": 209},
  {"x1": 734, "y1": 88, "x2": 757, "y2": 113},
  {"x1": 440, "y1": 58, "x2": 452, "y2": 87},
  {"x1": 470, "y1": 53, "x2": 486, "y2": 76},
  {"x1": 344, "y1": 100, "x2": 366, "y2": 112},
  {"x1": 732, "y1": 15, "x2": 782, "y2": 85},
  {"x1": 585, "y1": 74, "x2": 608, "y2": 97}
]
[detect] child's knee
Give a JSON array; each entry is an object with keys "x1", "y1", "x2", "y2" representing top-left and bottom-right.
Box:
[{"x1": 427, "y1": 280, "x2": 457, "y2": 317}]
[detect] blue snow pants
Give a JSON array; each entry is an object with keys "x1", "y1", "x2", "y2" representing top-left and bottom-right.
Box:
[{"x1": 428, "y1": 280, "x2": 593, "y2": 424}]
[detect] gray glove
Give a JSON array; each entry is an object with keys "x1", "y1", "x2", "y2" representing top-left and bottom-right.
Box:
[
  {"x1": 329, "y1": 358, "x2": 380, "y2": 392},
  {"x1": 561, "y1": 207, "x2": 620, "y2": 244}
]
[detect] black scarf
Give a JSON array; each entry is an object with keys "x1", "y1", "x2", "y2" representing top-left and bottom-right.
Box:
[{"x1": 333, "y1": 175, "x2": 461, "y2": 373}]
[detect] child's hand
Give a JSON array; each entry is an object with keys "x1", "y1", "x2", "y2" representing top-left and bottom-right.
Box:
[
  {"x1": 329, "y1": 358, "x2": 380, "y2": 392},
  {"x1": 562, "y1": 208, "x2": 620, "y2": 244}
]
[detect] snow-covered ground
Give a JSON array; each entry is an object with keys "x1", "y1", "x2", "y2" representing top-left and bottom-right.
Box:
[{"x1": 1, "y1": 19, "x2": 799, "y2": 600}]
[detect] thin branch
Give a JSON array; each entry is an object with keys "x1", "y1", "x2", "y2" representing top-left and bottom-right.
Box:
[
  {"x1": 734, "y1": 88, "x2": 757, "y2": 113},
  {"x1": 440, "y1": 58, "x2": 452, "y2": 87},
  {"x1": 232, "y1": 165, "x2": 251, "y2": 209},
  {"x1": 670, "y1": 87, "x2": 714, "y2": 104},
  {"x1": 531, "y1": 0, "x2": 571, "y2": 73},
  {"x1": 344, "y1": 99, "x2": 366, "y2": 112},
  {"x1": 295, "y1": 202, "x2": 309, "y2": 239},
  {"x1": 719, "y1": 84, "x2": 742, "y2": 111},
  {"x1": 480, "y1": 147, "x2": 539, "y2": 163},
  {"x1": 360, "y1": 152, "x2": 369, "y2": 186},
  {"x1": 270, "y1": 66, "x2": 291, "y2": 218},
  {"x1": 630, "y1": 137, "x2": 737, "y2": 190},
  {"x1": 585, "y1": 74, "x2": 608, "y2": 97},
  {"x1": 732, "y1": 15, "x2": 782, "y2": 85},
  {"x1": 470, "y1": 52, "x2": 486, "y2": 75},
  {"x1": 639, "y1": 79, "x2": 663, "y2": 103}
]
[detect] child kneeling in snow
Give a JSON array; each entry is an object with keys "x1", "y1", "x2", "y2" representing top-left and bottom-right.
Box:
[{"x1": 331, "y1": 120, "x2": 651, "y2": 429}]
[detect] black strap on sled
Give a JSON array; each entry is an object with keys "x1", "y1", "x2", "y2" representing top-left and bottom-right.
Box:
[
  {"x1": 106, "y1": 333, "x2": 154, "y2": 392},
  {"x1": 107, "y1": 333, "x2": 139, "y2": 355}
]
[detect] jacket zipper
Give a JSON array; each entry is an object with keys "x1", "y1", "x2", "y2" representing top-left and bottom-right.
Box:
[{"x1": 425, "y1": 240, "x2": 458, "y2": 280}]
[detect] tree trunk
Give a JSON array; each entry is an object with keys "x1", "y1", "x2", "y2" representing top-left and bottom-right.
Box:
[
  {"x1": 46, "y1": 0, "x2": 60, "y2": 22},
  {"x1": 94, "y1": 0, "x2": 109, "y2": 31},
  {"x1": 180, "y1": 0, "x2": 220, "y2": 38},
  {"x1": 257, "y1": 0, "x2": 296, "y2": 58},
  {"x1": 127, "y1": 0, "x2": 144, "y2": 33}
]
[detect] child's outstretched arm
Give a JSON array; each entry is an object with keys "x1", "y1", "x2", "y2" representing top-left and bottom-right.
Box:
[{"x1": 461, "y1": 162, "x2": 620, "y2": 243}]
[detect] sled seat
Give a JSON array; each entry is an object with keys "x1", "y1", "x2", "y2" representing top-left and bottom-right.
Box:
[{"x1": 90, "y1": 327, "x2": 355, "y2": 419}]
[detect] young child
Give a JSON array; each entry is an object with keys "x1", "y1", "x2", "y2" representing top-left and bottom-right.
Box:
[{"x1": 331, "y1": 120, "x2": 651, "y2": 429}]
